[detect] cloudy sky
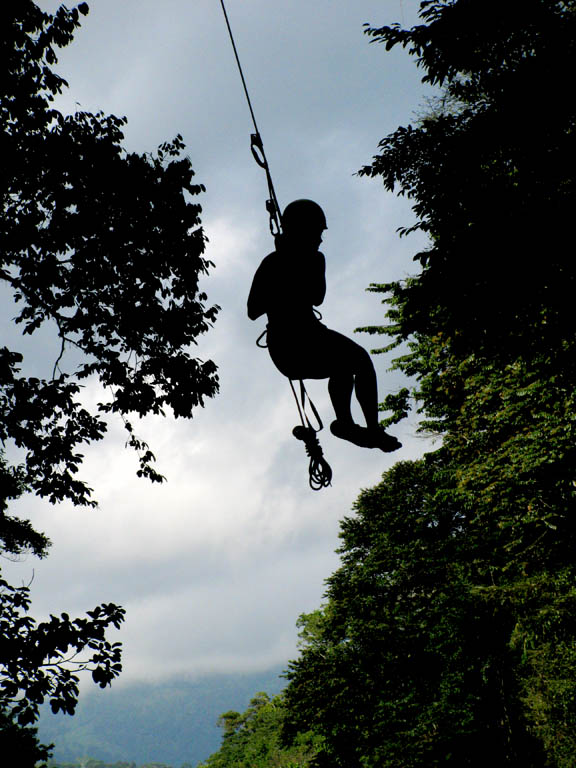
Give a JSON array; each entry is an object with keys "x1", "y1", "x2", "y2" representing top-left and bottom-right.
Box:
[{"x1": 3, "y1": 0, "x2": 435, "y2": 686}]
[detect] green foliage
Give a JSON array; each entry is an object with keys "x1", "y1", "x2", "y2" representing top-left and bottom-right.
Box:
[
  {"x1": 199, "y1": 692, "x2": 320, "y2": 768},
  {"x1": 282, "y1": 1, "x2": 576, "y2": 766},
  {"x1": 1, "y1": 1, "x2": 219, "y2": 509},
  {"x1": 284, "y1": 458, "x2": 576, "y2": 766},
  {"x1": 47, "y1": 763, "x2": 180, "y2": 768}
]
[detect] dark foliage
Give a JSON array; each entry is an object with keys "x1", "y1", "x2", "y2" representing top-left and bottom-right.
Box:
[
  {"x1": 0, "y1": 703, "x2": 53, "y2": 767},
  {"x1": 0, "y1": 1, "x2": 215, "y2": 759},
  {"x1": 284, "y1": 458, "x2": 576, "y2": 766},
  {"x1": 283, "y1": 1, "x2": 576, "y2": 765},
  {"x1": 1, "y1": 1, "x2": 219, "y2": 510},
  {"x1": 0, "y1": 573, "x2": 125, "y2": 727}
]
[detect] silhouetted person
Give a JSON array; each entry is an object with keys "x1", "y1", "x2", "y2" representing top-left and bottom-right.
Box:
[{"x1": 248, "y1": 199, "x2": 401, "y2": 452}]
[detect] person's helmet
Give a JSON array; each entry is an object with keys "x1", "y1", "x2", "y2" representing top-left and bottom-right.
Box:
[{"x1": 281, "y1": 199, "x2": 327, "y2": 233}]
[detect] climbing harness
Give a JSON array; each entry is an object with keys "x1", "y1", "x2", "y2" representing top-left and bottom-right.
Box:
[{"x1": 219, "y1": 0, "x2": 332, "y2": 490}]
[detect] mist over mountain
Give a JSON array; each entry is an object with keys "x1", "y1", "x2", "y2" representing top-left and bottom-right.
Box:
[{"x1": 38, "y1": 667, "x2": 286, "y2": 767}]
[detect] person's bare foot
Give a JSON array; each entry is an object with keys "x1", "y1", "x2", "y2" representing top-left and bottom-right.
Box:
[{"x1": 330, "y1": 421, "x2": 401, "y2": 452}]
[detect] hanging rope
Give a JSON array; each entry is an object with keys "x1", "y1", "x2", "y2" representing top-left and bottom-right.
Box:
[{"x1": 218, "y1": 0, "x2": 281, "y2": 235}]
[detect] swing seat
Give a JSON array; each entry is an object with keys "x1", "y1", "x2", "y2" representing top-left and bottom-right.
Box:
[{"x1": 330, "y1": 421, "x2": 401, "y2": 453}]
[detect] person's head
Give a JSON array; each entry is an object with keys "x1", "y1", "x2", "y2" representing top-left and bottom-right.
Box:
[{"x1": 281, "y1": 199, "x2": 327, "y2": 248}]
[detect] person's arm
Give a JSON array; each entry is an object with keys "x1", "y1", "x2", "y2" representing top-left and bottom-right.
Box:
[
  {"x1": 247, "y1": 260, "x2": 267, "y2": 320},
  {"x1": 311, "y1": 251, "x2": 326, "y2": 307}
]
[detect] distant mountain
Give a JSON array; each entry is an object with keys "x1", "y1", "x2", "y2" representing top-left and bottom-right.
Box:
[{"x1": 38, "y1": 667, "x2": 286, "y2": 767}]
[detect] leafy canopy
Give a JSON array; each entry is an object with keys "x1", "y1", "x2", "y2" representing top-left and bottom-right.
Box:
[
  {"x1": 283, "y1": 457, "x2": 576, "y2": 766},
  {"x1": 199, "y1": 692, "x2": 320, "y2": 768},
  {"x1": 282, "y1": 1, "x2": 576, "y2": 766},
  {"x1": 1, "y1": 0, "x2": 219, "y2": 510},
  {"x1": 357, "y1": 0, "x2": 576, "y2": 565},
  {"x1": 0, "y1": 573, "x2": 125, "y2": 727},
  {"x1": 0, "y1": 1, "x2": 218, "y2": 759}
]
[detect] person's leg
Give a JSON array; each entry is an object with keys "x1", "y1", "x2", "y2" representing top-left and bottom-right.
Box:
[
  {"x1": 324, "y1": 332, "x2": 401, "y2": 452},
  {"x1": 328, "y1": 374, "x2": 355, "y2": 425},
  {"x1": 324, "y1": 332, "x2": 377, "y2": 427},
  {"x1": 267, "y1": 325, "x2": 400, "y2": 452},
  {"x1": 351, "y1": 346, "x2": 379, "y2": 429}
]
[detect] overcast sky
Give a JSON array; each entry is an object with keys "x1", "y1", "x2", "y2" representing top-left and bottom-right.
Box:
[{"x1": 3, "y1": 0, "x2": 435, "y2": 686}]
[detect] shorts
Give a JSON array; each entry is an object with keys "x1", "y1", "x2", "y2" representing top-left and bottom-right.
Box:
[{"x1": 266, "y1": 321, "x2": 370, "y2": 380}]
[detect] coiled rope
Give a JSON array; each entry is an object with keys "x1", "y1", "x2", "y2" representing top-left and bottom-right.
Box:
[{"x1": 290, "y1": 380, "x2": 332, "y2": 491}]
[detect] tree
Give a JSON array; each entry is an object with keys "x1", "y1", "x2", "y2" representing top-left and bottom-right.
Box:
[
  {"x1": 1, "y1": 1, "x2": 219, "y2": 510},
  {"x1": 1, "y1": 1, "x2": 217, "y2": 759},
  {"x1": 0, "y1": 702, "x2": 53, "y2": 767},
  {"x1": 199, "y1": 692, "x2": 320, "y2": 768},
  {"x1": 282, "y1": 1, "x2": 576, "y2": 765},
  {"x1": 0, "y1": 572, "x2": 125, "y2": 727},
  {"x1": 1, "y1": 450, "x2": 50, "y2": 557},
  {"x1": 283, "y1": 457, "x2": 576, "y2": 766},
  {"x1": 358, "y1": 0, "x2": 576, "y2": 535},
  {"x1": 0, "y1": 452, "x2": 126, "y2": 764}
]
